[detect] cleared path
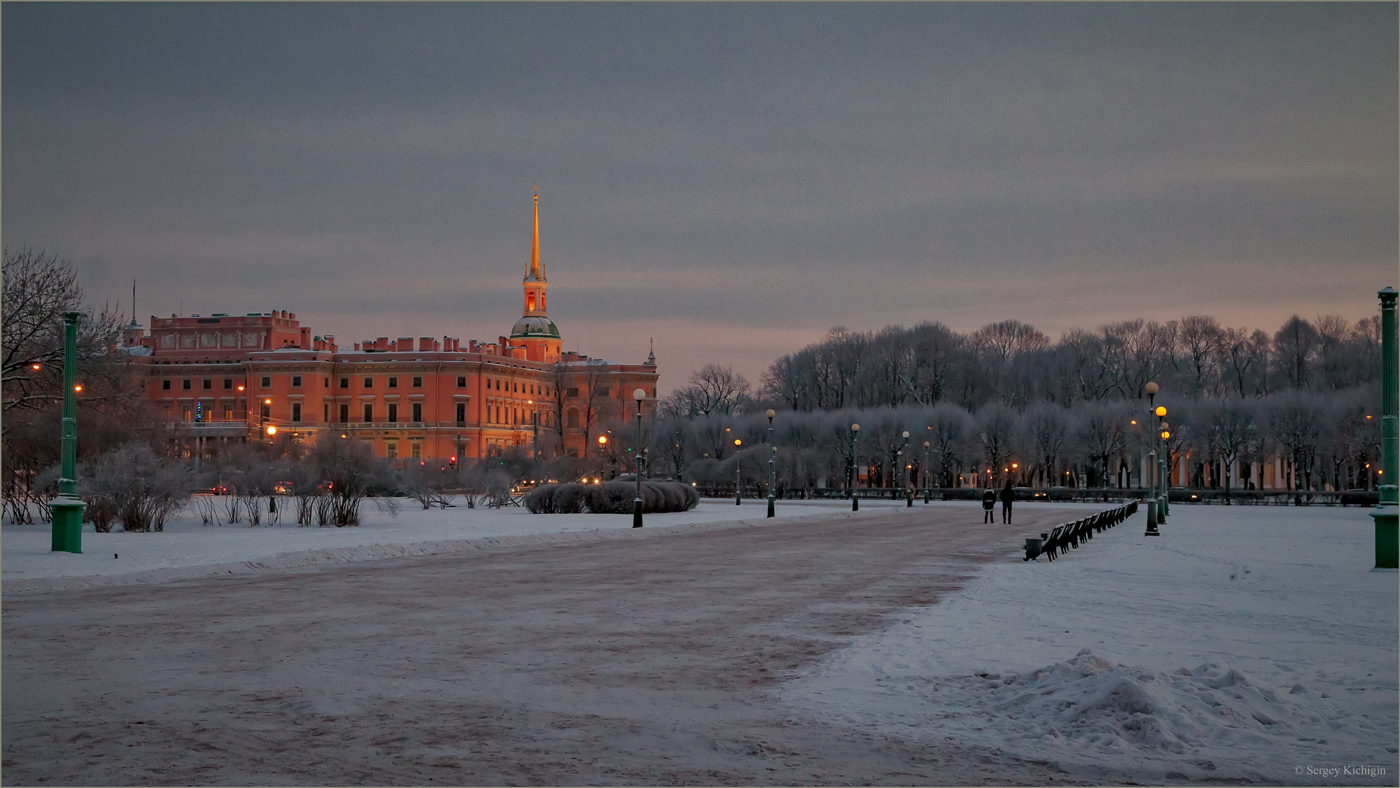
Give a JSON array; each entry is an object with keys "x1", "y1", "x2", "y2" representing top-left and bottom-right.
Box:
[{"x1": 3, "y1": 504, "x2": 1097, "y2": 786}]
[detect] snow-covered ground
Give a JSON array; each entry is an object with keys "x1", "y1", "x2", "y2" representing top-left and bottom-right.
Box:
[
  {"x1": 1, "y1": 495, "x2": 936, "y2": 584},
  {"x1": 779, "y1": 504, "x2": 1400, "y2": 785},
  {"x1": 9, "y1": 496, "x2": 1392, "y2": 784}
]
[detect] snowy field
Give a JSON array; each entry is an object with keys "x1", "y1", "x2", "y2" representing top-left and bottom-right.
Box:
[
  {"x1": 2, "y1": 495, "x2": 981, "y2": 586},
  {"x1": 5, "y1": 498, "x2": 1394, "y2": 785},
  {"x1": 779, "y1": 505, "x2": 1400, "y2": 785}
]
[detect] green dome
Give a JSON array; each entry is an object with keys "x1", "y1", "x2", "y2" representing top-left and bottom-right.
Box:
[{"x1": 509, "y1": 315, "x2": 561, "y2": 339}]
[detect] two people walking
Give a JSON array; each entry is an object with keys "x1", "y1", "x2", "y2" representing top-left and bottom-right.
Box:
[{"x1": 982, "y1": 479, "x2": 1014, "y2": 524}]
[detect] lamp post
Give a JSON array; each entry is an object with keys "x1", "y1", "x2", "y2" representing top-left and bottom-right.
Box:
[
  {"x1": 902, "y1": 431, "x2": 912, "y2": 507},
  {"x1": 1373, "y1": 286, "x2": 1398, "y2": 569},
  {"x1": 1144, "y1": 381, "x2": 1161, "y2": 536},
  {"x1": 1155, "y1": 405, "x2": 1168, "y2": 518},
  {"x1": 923, "y1": 440, "x2": 931, "y2": 504},
  {"x1": 766, "y1": 409, "x2": 777, "y2": 518},
  {"x1": 597, "y1": 435, "x2": 607, "y2": 482},
  {"x1": 633, "y1": 388, "x2": 645, "y2": 528},
  {"x1": 734, "y1": 438, "x2": 743, "y2": 505},
  {"x1": 261, "y1": 397, "x2": 273, "y2": 441},
  {"x1": 48, "y1": 312, "x2": 85, "y2": 553},
  {"x1": 850, "y1": 423, "x2": 860, "y2": 512},
  {"x1": 1160, "y1": 421, "x2": 1170, "y2": 517}
]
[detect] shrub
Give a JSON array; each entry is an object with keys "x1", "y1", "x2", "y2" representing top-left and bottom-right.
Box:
[
  {"x1": 553, "y1": 482, "x2": 588, "y2": 513},
  {"x1": 526, "y1": 481, "x2": 699, "y2": 514},
  {"x1": 524, "y1": 485, "x2": 556, "y2": 514},
  {"x1": 80, "y1": 442, "x2": 195, "y2": 532}
]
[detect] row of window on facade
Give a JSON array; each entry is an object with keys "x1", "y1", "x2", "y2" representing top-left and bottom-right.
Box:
[
  {"x1": 241, "y1": 375, "x2": 554, "y2": 394},
  {"x1": 162, "y1": 378, "x2": 244, "y2": 391},
  {"x1": 166, "y1": 374, "x2": 568, "y2": 399}
]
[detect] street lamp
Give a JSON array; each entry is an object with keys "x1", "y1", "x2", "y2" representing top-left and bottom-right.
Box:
[
  {"x1": 734, "y1": 437, "x2": 743, "y2": 505},
  {"x1": 1155, "y1": 405, "x2": 1168, "y2": 518},
  {"x1": 261, "y1": 397, "x2": 273, "y2": 441},
  {"x1": 923, "y1": 440, "x2": 931, "y2": 504},
  {"x1": 1144, "y1": 381, "x2": 1161, "y2": 535},
  {"x1": 902, "y1": 431, "x2": 912, "y2": 507},
  {"x1": 633, "y1": 388, "x2": 645, "y2": 528},
  {"x1": 850, "y1": 423, "x2": 860, "y2": 512},
  {"x1": 766, "y1": 409, "x2": 777, "y2": 518},
  {"x1": 266, "y1": 425, "x2": 277, "y2": 437}
]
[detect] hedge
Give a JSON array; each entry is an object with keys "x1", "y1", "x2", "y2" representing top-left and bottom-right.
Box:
[{"x1": 525, "y1": 481, "x2": 700, "y2": 514}]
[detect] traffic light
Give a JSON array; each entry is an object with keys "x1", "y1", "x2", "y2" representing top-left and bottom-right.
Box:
[{"x1": 449, "y1": 456, "x2": 457, "y2": 469}]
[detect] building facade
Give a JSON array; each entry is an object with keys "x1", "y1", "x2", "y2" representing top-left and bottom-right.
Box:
[{"x1": 131, "y1": 193, "x2": 658, "y2": 461}]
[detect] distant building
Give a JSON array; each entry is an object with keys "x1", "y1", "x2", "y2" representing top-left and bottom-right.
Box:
[{"x1": 132, "y1": 192, "x2": 658, "y2": 461}]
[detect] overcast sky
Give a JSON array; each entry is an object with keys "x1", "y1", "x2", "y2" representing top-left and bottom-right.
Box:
[{"x1": 4, "y1": 3, "x2": 1395, "y2": 393}]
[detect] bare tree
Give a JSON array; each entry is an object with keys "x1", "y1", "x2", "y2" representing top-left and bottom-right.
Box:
[
  {"x1": 1021, "y1": 403, "x2": 1069, "y2": 488},
  {"x1": 666, "y1": 363, "x2": 751, "y2": 418},
  {"x1": 975, "y1": 403, "x2": 1017, "y2": 486},
  {"x1": 1177, "y1": 315, "x2": 1224, "y2": 397},
  {"x1": 1265, "y1": 391, "x2": 1324, "y2": 499},
  {"x1": 1273, "y1": 315, "x2": 1319, "y2": 391},
  {"x1": 2, "y1": 247, "x2": 126, "y2": 417},
  {"x1": 1201, "y1": 398, "x2": 1261, "y2": 502},
  {"x1": 1072, "y1": 401, "x2": 1128, "y2": 488}
]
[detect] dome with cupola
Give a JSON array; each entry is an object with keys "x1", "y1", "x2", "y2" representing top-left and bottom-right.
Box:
[{"x1": 509, "y1": 315, "x2": 561, "y2": 339}]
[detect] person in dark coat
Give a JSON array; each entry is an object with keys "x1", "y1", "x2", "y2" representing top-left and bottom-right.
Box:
[
  {"x1": 981, "y1": 487, "x2": 996, "y2": 523},
  {"x1": 1000, "y1": 479, "x2": 1015, "y2": 523}
]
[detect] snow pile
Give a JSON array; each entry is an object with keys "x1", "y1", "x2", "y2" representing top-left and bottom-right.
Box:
[
  {"x1": 781, "y1": 505, "x2": 1399, "y2": 784},
  {"x1": 918, "y1": 649, "x2": 1333, "y2": 764}
]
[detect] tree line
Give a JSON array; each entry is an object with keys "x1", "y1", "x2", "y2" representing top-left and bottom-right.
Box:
[
  {"x1": 660, "y1": 315, "x2": 1382, "y2": 418},
  {"x1": 639, "y1": 310, "x2": 1385, "y2": 498},
  {"x1": 596, "y1": 384, "x2": 1380, "y2": 500}
]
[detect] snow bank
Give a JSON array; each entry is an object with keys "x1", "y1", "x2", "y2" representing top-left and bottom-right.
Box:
[
  {"x1": 1, "y1": 497, "x2": 917, "y2": 590},
  {"x1": 781, "y1": 505, "x2": 1399, "y2": 784}
]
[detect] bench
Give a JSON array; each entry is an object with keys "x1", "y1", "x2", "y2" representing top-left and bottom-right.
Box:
[{"x1": 1025, "y1": 502, "x2": 1132, "y2": 561}]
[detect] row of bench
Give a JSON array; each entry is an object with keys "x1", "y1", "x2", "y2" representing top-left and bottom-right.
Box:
[{"x1": 1023, "y1": 500, "x2": 1139, "y2": 561}]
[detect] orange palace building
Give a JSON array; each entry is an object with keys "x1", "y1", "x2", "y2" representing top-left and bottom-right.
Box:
[{"x1": 128, "y1": 193, "x2": 658, "y2": 461}]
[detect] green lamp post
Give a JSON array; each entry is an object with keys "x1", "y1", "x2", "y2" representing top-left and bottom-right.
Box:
[
  {"x1": 766, "y1": 409, "x2": 777, "y2": 519},
  {"x1": 1373, "y1": 286, "x2": 1397, "y2": 569},
  {"x1": 923, "y1": 440, "x2": 932, "y2": 504},
  {"x1": 850, "y1": 423, "x2": 860, "y2": 512},
  {"x1": 49, "y1": 312, "x2": 86, "y2": 553},
  {"x1": 632, "y1": 388, "x2": 645, "y2": 528},
  {"x1": 902, "y1": 431, "x2": 912, "y2": 507}
]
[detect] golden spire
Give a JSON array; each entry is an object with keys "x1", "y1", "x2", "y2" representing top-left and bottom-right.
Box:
[{"x1": 528, "y1": 185, "x2": 543, "y2": 281}]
